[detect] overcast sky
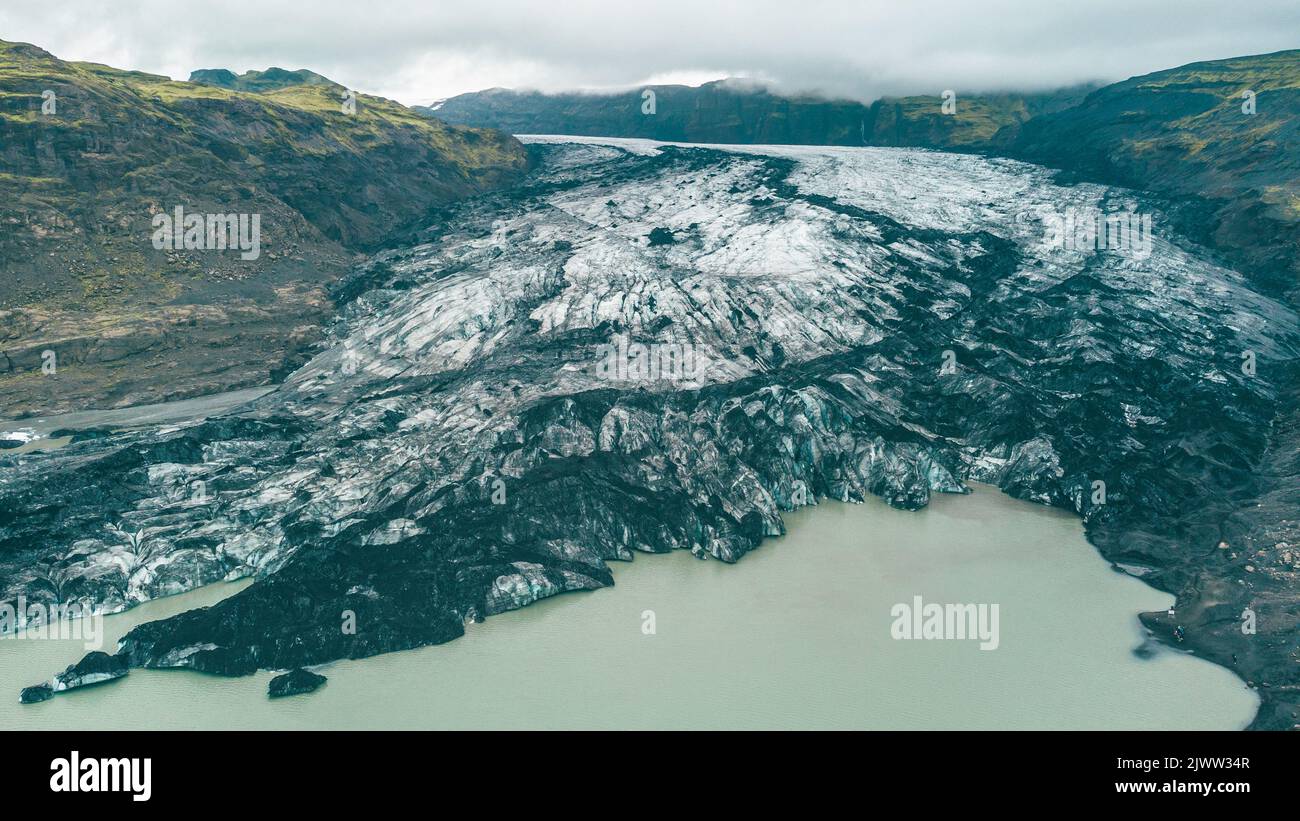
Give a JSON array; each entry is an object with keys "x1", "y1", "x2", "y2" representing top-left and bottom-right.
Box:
[{"x1": 2, "y1": 0, "x2": 1297, "y2": 105}]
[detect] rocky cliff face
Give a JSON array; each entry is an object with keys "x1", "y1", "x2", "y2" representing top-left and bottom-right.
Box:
[
  {"x1": 0, "y1": 41, "x2": 528, "y2": 418},
  {"x1": 5, "y1": 138, "x2": 1297, "y2": 727}
]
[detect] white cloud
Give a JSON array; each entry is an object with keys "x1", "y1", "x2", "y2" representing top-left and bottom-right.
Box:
[{"x1": 2, "y1": 0, "x2": 1297, "y2": 104}]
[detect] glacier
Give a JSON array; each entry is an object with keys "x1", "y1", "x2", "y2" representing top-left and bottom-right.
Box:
[{"x1": 2, "y1": 138, "x2": 1297, "y2": 726}]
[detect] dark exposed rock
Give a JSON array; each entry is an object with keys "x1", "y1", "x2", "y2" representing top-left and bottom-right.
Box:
[
  {"x1": 52, "y1": 651, "x2": 129, "y2": 692},
  {"x1": 19, "y1": 683, "x2": 53, "y2": 703},
  {"x1": 646, "y1": 227, "x2": 677, "y2": 246},
  {"x1": 268, "y1": 668, "x2": 327, "y2": 698}
]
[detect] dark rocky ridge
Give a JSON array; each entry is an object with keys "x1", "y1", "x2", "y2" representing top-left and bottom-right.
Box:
[{"x1": 4, "y1": 140, "x2": 1297, "y2": 728}]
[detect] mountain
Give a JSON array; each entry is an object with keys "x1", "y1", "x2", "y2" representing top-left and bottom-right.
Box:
[
  {"x1": 188, "y1": 67, "x2": 336, "y2": 93},
  {"x1": 424, "y1": 79, "x2": 1092, "y2": 150},
  {"x1": 426, "y1": 81, "x2": 871, "y2": 145},
  {"x1": 0, "y1": 41, "x2": 528, "y2": 418},
  {"x1": 1008, "y1": 50, "x2": 1300, "y2": 300},
  {"x1": 7, "y1": 138, "x2": 1298, "y2": 727}
]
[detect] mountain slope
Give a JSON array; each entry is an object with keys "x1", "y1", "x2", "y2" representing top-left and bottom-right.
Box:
[
  {"x1": 0, "y1": 41, "x2": 528, "y2": 417},
  {"x1": 1009, "y1": 49, "x2": 1300, "y2": 298}
]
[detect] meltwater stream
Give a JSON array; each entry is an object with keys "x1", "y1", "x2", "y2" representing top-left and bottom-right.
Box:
[{"x1": 0, "y1": 485, "x2": 1256, "y2": 730}]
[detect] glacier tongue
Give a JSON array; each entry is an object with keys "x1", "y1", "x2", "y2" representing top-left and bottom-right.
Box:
[{"x1": 3, "y1": 138, "x2": 1298, "y2": 724}]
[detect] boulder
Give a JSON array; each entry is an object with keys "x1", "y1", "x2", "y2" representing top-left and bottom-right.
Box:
[
  {"x1": 52, "y1": 651, "x2": 129, "y2": 692},
  {"x1": 19, "y1": 683, "x2": 53, "y2": 703},
  {"x1": 268, "y1": 668, "x2": 327, "y2": 699}
]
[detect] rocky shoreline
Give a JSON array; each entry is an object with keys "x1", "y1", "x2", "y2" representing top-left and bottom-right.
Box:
[{"x1": 4, "y1": 140, "x2": 1297, "y2": 728}]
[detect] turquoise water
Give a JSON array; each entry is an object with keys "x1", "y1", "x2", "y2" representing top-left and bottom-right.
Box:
[{"x1": 0, "y1": 486, "x2": 1257, "y2": 730}]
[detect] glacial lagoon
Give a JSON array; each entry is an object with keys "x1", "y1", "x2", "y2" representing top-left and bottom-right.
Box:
[{"x1": 0, "y1": 485, "x2": 1257, "y2": 730}]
